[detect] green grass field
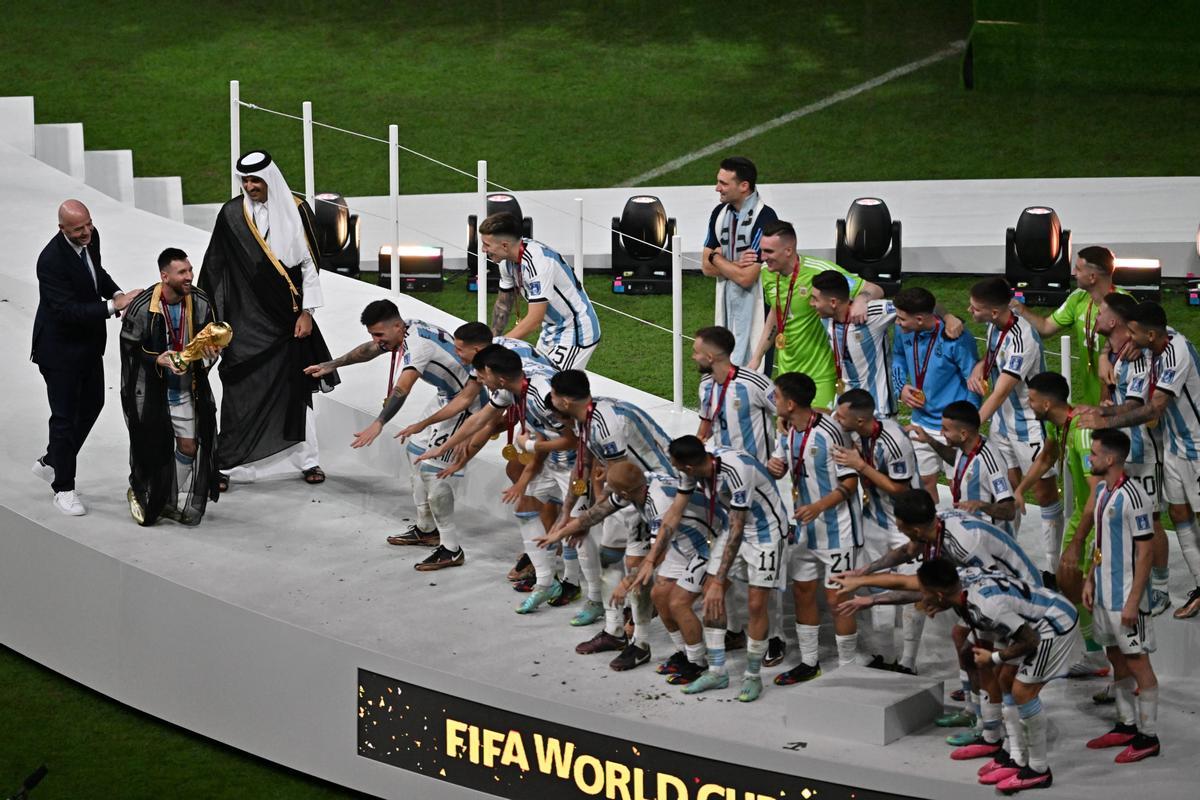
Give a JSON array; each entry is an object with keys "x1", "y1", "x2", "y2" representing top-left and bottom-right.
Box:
[{"x1": 4, "y1": 0, "x2": 1200, "y2": 796}]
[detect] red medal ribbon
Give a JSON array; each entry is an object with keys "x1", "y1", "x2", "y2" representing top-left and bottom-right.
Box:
[
  {"x1": 982, "y1": 315, "x2": 1018, "y2": 382},
  {"x1": 775, "y1": 263, "x2": 800, "y2": 338},
  {"x1": 709, "y1": 367, "x2": 738, "y2": 432},
  {"x1": 831, "y1": 311, "x2": 853, "y2": 383},
  {"x1": 1083, "y1": 298, "x2": 1097, "y2": 364},
  {"x1": 788, "y1": 411, "x2": 821, "y2": 488},
  {"x1": 705, "y1": 454, "x2": 721, "y2": 526},
  {"x1": 162, "y1": 302, "x2": 186, "y2": 353},
  {"x1": 860, "y1": 420, "x2": 881, "y2": 490},
  {"x1": 924, "y1": 519, "x2": 946, "y2": 561},
  {"x1": 912, "y1": 320, "x2": 941, "y2": 392},
  {"x1": 385, "y1": 340, "x2": 407, "y2": 404},
  {"x1": 511, "y1": 242, "x2": 527, "y2": 294},
  {"x1": 575, "y1": 401, "x2": 595, "y2": 482},
  {"x1": 951, "y1": 437, "x2": 985, "y2": 504}
]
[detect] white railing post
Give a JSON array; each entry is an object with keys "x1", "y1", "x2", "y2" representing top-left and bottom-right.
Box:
[
  {"x1": 476, "y1": 160, "x2": 488, "y2": 324},
  {"x1": 302, "y1": 101, "x2": 315, "y2": 211},
  {"x1": 1061, "y1": 334, "x2": 1072, "y2": 401},
  {"x1": 574, "y1": 197, "x2": 585, "y2": 284},
  {"x1": 672, "y1": 234, "x2": 683, "y2": 412},
  {"x1": 389, "y1": 124, "x2": 400, "y2": 297},
  {"x1": 229, "y1": 80, "x2": 240, "y2": 198}
]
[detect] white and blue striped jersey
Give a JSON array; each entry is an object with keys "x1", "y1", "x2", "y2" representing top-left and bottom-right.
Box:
[
  {"x1": 986, "y1": 315, "x2": 1046, "y2": 443},
  {"x1": 959, "y1": 567, "x2": 1078, "y2": 639},
  {"x1": 487, "y1": 361, "x2": 562, "y2": 438},
  {"x1": 1114, "y1": 346, "x2": 1161, "y2": 466},
  {"x1": 698, "y1": 366, "x2": 776, "y2": 462},
  {"x1": 498, "y1": 238, "x2": 601, "y2": 354},
  {"x1": 465, "y1": 335, "x2": 552, "y2": 380},
  {"x1": 583, "y1": 397, "x2": 674, "y2": 474},
  {"x1": 859, "y1": 418, "x2": 919, "y2": 529},
  {"x1": 1152, "y1": 332, "x2": 1200, "y2": 460},
  {"x1": 932, "y1": 511, "x2": 1041, "y2": 586},
  {"x1": 1093, "y1": 476, "x2": 1154, "y2": 614},
  {"x1": 950, "y1": 437, "x2": 1015, "y2": 534},
  {"x1": 774, "y1": 414, "x2": 863, "y2": 550},
  {"x1": 400, "y1": 320, "x2": 481, "y2": 408},
  {"x1": 679, "y1": 446, "x2": 789, "y2": 546},
  {"x1": 824, "y1": 299, "x2": 897, "y2": 417},
  {"x1": 611, "y1": 471, "x2": 719, "y2": 561}
]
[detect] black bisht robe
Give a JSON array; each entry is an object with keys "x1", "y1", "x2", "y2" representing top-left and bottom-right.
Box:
[
  {"x1": 197, "y1": 196, "x2": 339, "y2": 470},
  {"x1": 120, "y1": 284, "x2": 219, "y2": 525}
]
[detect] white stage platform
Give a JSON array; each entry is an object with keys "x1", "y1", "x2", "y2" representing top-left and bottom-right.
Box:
[
  {"x1": 185, "y1": 177, "x2": 1200, "y2": 278},
  {"x1": 3, "y1": 139, "x2": 1199, "y2": 800}
]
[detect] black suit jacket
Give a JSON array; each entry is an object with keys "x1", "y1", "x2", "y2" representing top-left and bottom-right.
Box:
[{"x1": 31, "y1": 228, "x2": 122, "y2": 366}]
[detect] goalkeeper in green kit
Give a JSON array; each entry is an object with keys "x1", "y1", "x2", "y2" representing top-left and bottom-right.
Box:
[{"x1": 1015, "y1": 371, "x2": 1111, "y2": 678}]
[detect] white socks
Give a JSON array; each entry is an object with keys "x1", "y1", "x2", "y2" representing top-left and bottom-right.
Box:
[
  {"x1": 1139, "y1": 686, "x2": 1159, "y2": 736},
  {"x1": 1041, "y1": 501, "x2": 1064, "y2": 573},
  {"x1": 516, "y1": 511, "x2": 555, "y2": 589},
  {"x1": 1019, "y1": 698, "x2": 1048, "y2": 773},
  {"x1": 900, "y1": 603, "x2": 925, "y2": 671},
  {"x1": 1002, "y1": 694, "x2": 1026, "y2": 767},
  {"x1": 796, "y1": 623, "x2": 820, "y2": 667},
  {"x1": 704, "y1": 627, "x2": 727, "y2": 674},
  {"x1": 835, "y1": 633, "x2": 859, "y2": 667},
  {"x1": 575, "y1": 535, "x2": 603, "y2": 603},
  {"x1": 1114, "y1": 675, "x2": 1137, "y2": 727},
  {"x1": 1175, "y1": 518, "x2": 1200, "y2": 584},
  {"x1": 746, "y1": 637, "x2": 766, "y2": 677}
]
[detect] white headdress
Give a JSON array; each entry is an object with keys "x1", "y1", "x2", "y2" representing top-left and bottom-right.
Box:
[{"x1": 236, "y1": 151, "x2": 308, "y2": 267}]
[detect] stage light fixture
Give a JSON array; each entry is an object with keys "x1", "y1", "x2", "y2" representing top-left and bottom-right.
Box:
[
  {"x1": 466, "y1": 194, "x2": 533, "y2": 293},
  {"x1": 312, "y1": 192, "x2": 361, "y2": 276},
  {"x1": 377, "y1": 245, "x2": 444, "y2": 292},
  {"x1": 1112, "y1": 257, "x2": 1162, "y2": 302},
  {"x1": 836, "y1": 197, "x2": 902, "y2": 296},
  {"x1": 611, "y1": 195, "x2": 676, "y2": 295},
  {"x1": 1005, "y1": 206, "x2": 1072, "y2": 306}
]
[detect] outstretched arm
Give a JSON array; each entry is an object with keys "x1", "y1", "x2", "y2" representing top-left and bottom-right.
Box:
[{"x1": 304, "y1": 340, "x2": 382, "y2": 377}]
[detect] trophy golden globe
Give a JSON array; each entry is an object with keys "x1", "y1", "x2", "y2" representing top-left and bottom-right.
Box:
[{"x1": 169, "y1": 322, "x2": 233, "y2": 372}]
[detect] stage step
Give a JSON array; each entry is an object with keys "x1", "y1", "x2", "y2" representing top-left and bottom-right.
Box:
[
  {"x1": 84, "y1": 149, "x2": 135, "y2": 203},
  {"x1": 0, "y1": 96, "x2": 35, "y2": 155},
  {"x1": 134, "y1": 176, "x2": 184, "y2": 222},
  {"x1": 783, "y1": 664, "x2": 944, "y2": 746},
  {"x1": 34, "y1": 122, "x2": 85, "y2": 181}
]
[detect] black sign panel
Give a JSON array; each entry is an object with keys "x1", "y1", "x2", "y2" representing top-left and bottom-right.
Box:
[{"x1": 358, "y1": 668, "x2": 920, "y2": 800}]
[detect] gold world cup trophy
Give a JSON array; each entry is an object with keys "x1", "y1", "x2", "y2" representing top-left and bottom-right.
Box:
[{"x1": 169, "y1": 322, "x2": 233, "y2": 371}]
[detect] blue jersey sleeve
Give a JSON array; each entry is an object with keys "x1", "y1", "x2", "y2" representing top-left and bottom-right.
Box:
[
  {"x1": 703, "y1": 205, "x2": 722, "y2": 250},
  {"x1": 893, "y1": 327, "x2": 910, "y2": 387},
  {"x1": 749, "y1": 205, "x2": 779, "y2": 255}
]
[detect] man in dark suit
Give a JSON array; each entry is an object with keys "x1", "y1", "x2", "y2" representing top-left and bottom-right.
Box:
[{"x1": 31, "y1": 199, "x2": 141, "y2": 515}]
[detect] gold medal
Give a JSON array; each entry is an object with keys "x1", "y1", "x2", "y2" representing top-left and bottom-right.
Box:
[
  {"x1": 490, "y1": 432, "x2": 501, "y2": 441},
  {"x1": 501, "y1": 444, "x2": 519, "y2": 462},
  {"x1": 571, "y1": 478, "x2": 588, "y2": 496},
  {"x1": 912, "y1": 389, "x2": 925, "y2": 405},
  {"x1": 1146, "y1": 418, "x2": 1159, "y2": 429},
  {"x1": 862, "y1": 490, "x2": 871, "y2": 507},
  {"x1": 518, "y1": 451, "x2": 535, "y2": 465},
  {"x1": 775, "y1": 332, "x2": 787, "y2": 350},
  {"x1": 1092, "y1": 548, "x2": 1102, "y2": 567},
  {"x1": 791, "y1": 486, "x2": 799, "y2": 505},
  {"x1": 981, "y1": 379, "x2": 991, "y2": 396},
  {"x1": 835, "y1": 378, "x2": 846, "y2": 396}
]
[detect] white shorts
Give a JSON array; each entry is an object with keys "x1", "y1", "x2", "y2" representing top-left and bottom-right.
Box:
[
  {"x1": 600, "y1": 504, "x2": 650, "y2": 557},
  {"x1": 1125, "y1": 460, "x2": 1164, "y2": 514},
  {"x1": 787, "y1": 543, "x2": 862, "y2": 589},
  {"x1": 538, "y1": 338, "x2": 598, "y2": 371},
  {"x1": 406, "y1": 402, "x2": 470, "y2": 473},
  {"x1": 994, "y1": 435, "x2": 1058, "y2": 479},
  {"x1": 1014, "y1": 627, "x2": 1080, "y2": 685},
  {"x1": 169, "y1": 396, "x2": 195, "y2": 439},
  {"x1": 911, "y1": 424, "x2": 949, "y2": 478},
  {"x1": 1163, "y1": 451, "x2": 1200, "y2": 510},
  {"x1": 709, "y1": 538, "x2": 785, "y2": 589},
  {"x1": 526, "y1": 460, "x2": 572, "y2": 504},
  {"x1": 659, "y1": 547, "x2": 709, "y2": 594},
  {"x1": 1092, "y1": 606, "x2": 1156, "y2": 655}
]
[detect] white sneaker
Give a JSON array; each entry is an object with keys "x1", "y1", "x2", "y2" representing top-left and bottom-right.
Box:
[
  {"x1": 31, "y1": 458, "x2": 55, "y2": 485},
  {"x1": 53, "y1": 490, "x2": 86, "y2": 516}
]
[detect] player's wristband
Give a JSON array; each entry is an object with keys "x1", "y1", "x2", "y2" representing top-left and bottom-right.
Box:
[
  {"x1": 990, "y1": 650, "x2": 1003, "y2": 665},
  {"x1": 708, "y1": 250, "x2": 719, "y2": 265}
]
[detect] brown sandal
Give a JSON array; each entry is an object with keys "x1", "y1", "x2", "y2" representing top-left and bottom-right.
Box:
[{"x1": 302, "y1": 466, "x2": 325, "y2": 484}]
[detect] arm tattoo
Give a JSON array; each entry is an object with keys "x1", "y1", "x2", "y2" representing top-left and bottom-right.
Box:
[
  {"x1": 332, "y1": 340, "x2": 381, "y2": 369},
  {"x1": 376, "y1": 389, "x2": 409, "y2": 425},
  {"x1": 577, "y1": 497, "x2": 618, "y2": 528},
  {"x1": 716, "y1": 509, "x2": 747, "y2": 581},
  {"x1": 864, "y1": 544, "x2": 916, "y2": 575},
  {"x1": 870, "y1": 590, "x2": 922, "y2": 606},
  {"x1": 997, "y1": 625, "x2": 1040, "y2": 662},
  {"x1": 491, "y1": 290, "x2": 515, "y2": 335},
  {"x1": 1104, "y1": 402, "x2": 1159, "y2": 428},
  {"x1": 930, "y1": 439, "x2": 958, "y2": 465}
]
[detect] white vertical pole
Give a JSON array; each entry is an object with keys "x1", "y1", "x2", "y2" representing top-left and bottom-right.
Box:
[
  {"x1": 229, "y1": 80, "x2": 240, "y2": 198},
  {"x1": 389, "y1": 124, "x2": 400, "y2": 297},
  {"x1": 1061, "y1": 334, "x2": 1072, "y2": 401},
  {"x1": 476, "y1": 160, "x2": 488, "y2": 323},
  {"x1": 672, "y1": 234, "x2": 683, "y2": 412},
  {"x1": 302, "y1": 101, "x2": 315, "y2": 211},
  {"x1": 574, "y1": 197, "x2": 585, "y2": 284}
]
